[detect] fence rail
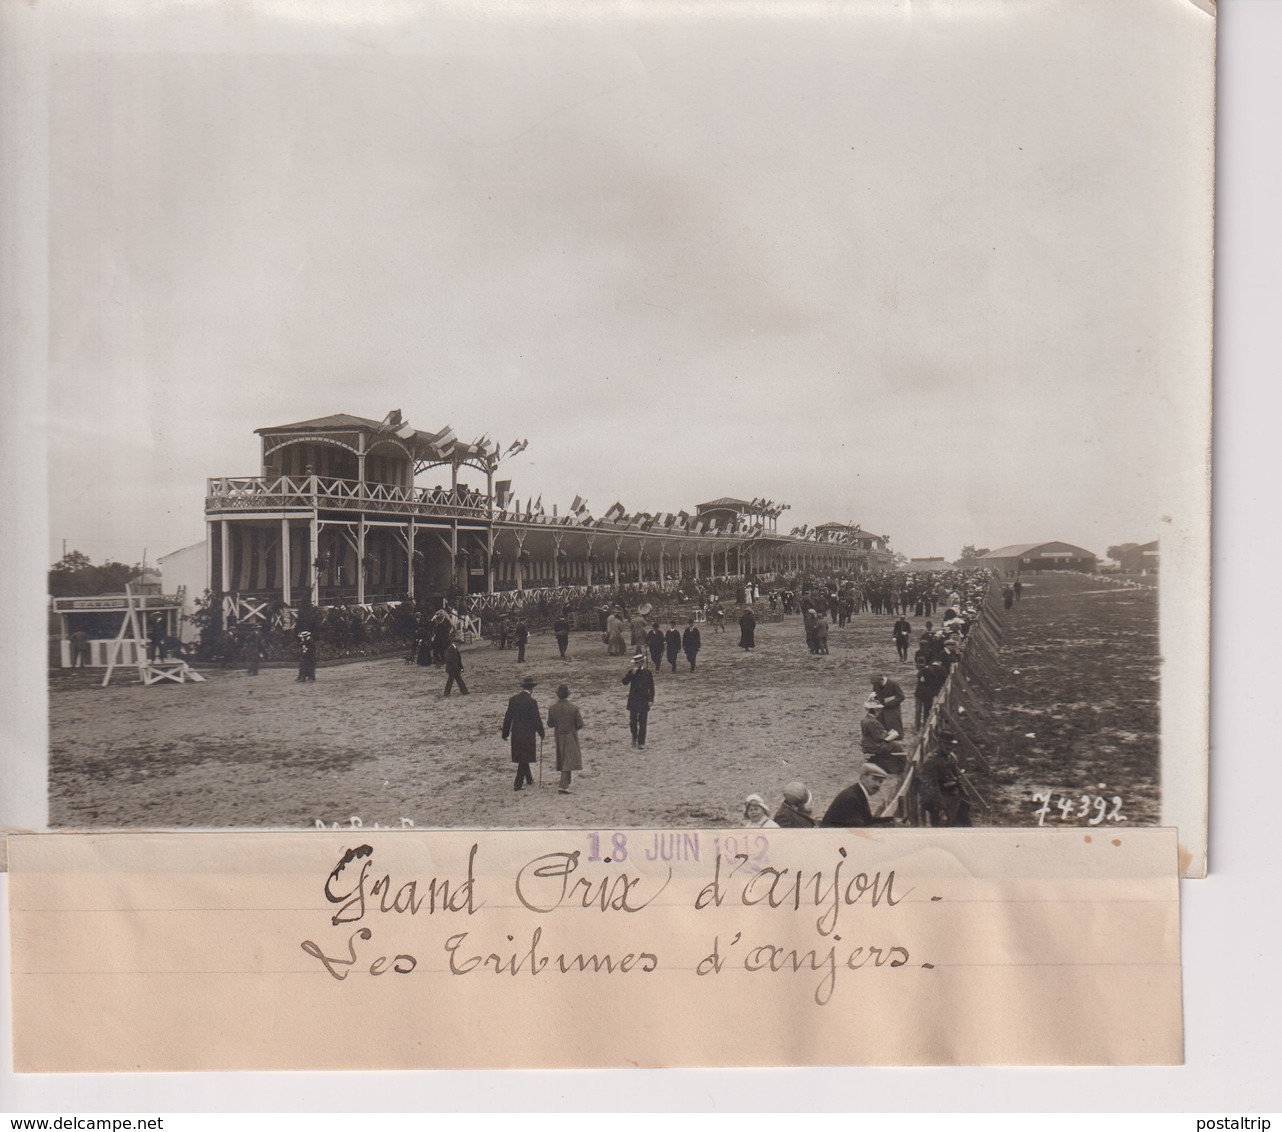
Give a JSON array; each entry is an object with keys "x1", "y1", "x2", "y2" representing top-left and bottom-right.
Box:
[{"x1": 885, "y1": 573, "x2": 1005, "y2": 825}]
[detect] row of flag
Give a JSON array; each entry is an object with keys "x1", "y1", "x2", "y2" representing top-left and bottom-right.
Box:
[{"x1": 379, "y1": 410, "x2": 529, "y2": 466}]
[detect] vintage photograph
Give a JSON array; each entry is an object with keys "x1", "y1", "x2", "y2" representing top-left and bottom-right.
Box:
[{"x1": 37, "y1": 1, "x2": 1211, "y2": 846}]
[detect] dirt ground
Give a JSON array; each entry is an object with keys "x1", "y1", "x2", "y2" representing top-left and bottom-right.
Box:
[{"x1": 48, "y1": 577, "x2": 1159, "y2": 830}]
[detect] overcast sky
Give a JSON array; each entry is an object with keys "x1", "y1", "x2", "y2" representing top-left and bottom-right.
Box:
[{"x1": 45, "y1": 0, "x2": 1213, "y2": 565}]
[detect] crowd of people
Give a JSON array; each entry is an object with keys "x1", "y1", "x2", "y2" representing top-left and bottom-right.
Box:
[{"x1": 280, "y1": 561, "x2": 995, "y2": 819}]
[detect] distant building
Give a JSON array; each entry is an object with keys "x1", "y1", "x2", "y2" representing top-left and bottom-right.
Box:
[
  {"x1": 157, "y1": 541, "x2": 209, "y2": 642},
  {"x1": 900, "y1": 557, "x2": 950, "y2": 572},
  {"x1": 980, "y1": 541, "x2": 1098, "y2": 578},
  {"x1": 1118, "y1": 540, "x2": 1159, "y2": 575}
]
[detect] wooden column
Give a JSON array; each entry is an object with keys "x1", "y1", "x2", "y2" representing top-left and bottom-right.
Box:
[
  {"x1": 220, "y1": 520, "x2": 231, "y2": 592},
  {"x1": 281, "y1": 518, "x2": 292, "y2": 606},
  {"x1": 486, "y1": 528, "x2": 494, "y2": 593},
  {"x1": 407, "y1": 519, "x2": 416, "y2": 599},
  {"x1": 613, "y1": 548, "x2": 620, "y2": 587},
  {"x1": 310, "y1": 515, "x2": 320, "y2": 605},
  {"x1": 357, "y1": 518, "x2": 366, "y2": 604}
]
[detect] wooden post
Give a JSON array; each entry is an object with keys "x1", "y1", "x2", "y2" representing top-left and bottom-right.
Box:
[
  {"x1": 281, "y1": 517, "x2": 292, "y2": 606},
  {"x1": 357, "y1": 517, "x2": 366, "y2": 604},
  {"x1": 408, "y1": 519, "x2": 416, "y2": 599},
  {"x1": 451, "y1": 519, "x2": 460, "y2": 590},
  {"x1": 613, "y1": 548, "x2": 620, "y2": 587},
  {"x1": 486, "y1": 527, "x2": 494, "y2": 593},
  {"x1": 310, "y1": 515, "x2": 320, "y2": 605},
  {"x1": 206, "y1": 521, "x2": 215, "y2": 594},
  {"x1": 220, "y1": 520, "x2": 231, "y2": 592}
]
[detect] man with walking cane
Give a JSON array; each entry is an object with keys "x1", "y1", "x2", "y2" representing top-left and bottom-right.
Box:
[{"x1": 501, "y1": 677, "x2": 544, "y2": 791}]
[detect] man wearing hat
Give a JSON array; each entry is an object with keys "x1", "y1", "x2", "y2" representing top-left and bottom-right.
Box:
[
  {"x1": 546, "y1": 684, "x2": 585, "y2": 795},
  {"x1": 772, "y1": 781, "x2": 816, "y2": 828},
  {"x1": 443, "y1": 633, "x2": 468, "y2": 697},
  {"x1": 860, "y1": 697, "x2": 906, "y2": 775},
  {"x1": 622, "y1": 652, "x2": 656, "y2": 750},
  {"x1": 821, "y1": 763, "x2": 896, "y2": 827},
  {"x1": 871, "y1": 674, "x2": 906, "y2": 739},
  {"x1": 296, "y1": 630, "x2": 317, "y2": 682},
  {"x1": 501, "y1": 678, "x2": 544, "y2": 791}
]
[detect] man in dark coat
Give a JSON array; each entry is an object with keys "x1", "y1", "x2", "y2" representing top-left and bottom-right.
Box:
[
  {"x1": 501, "y1": 677, "x2": 544, "y2": 790},
  {"x1": 919, "y1": 731, "x2": 972, "y2": 827},
  {"x1": 682, "y1": 619, "x2": 702, "y2": 671},
  {"x1": 821, "y1": 763, "x2": 895, "y2": 827},
  {"x1": 860, "y1": 698, "x2": 905, "y2": 775},
  {"x1": 622, "y1": 652, "x2": 655, "y2": 749},
  {"x1": 872, "y1": 674, "x2": 906, "y2": 738},
  {"x1": 664, "y1": 622, "x2": 681, "y2": 672},
  {"x1": 443, "y1": 634, "x2": 468, "y2": 697},
  {"x1": 553, "y1": 615, "x2": 571, "y2": 660},
  {"x1": 893, "y1": 617, "x2": 912, "y2": 662},
  {"x1": 738, "y1": 607, "x2": 756, "y2": 651},
  {"x1": 514, "y1": 618, "x2": 529, "y2": 663},
  {"x1": 919, "y1": 661, "x2": 948, "y2": 726},
  {"x1": 245, "y1": 626, "x2": 264, "y2": 676},
  {"x1": 646, "y1": 624, "x2": 666, "y2": 671}
]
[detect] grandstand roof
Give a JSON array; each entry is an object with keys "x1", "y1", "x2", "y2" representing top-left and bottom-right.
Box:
[{"x1": 256, "y1": 414, "x2": 388, "y2": 433}]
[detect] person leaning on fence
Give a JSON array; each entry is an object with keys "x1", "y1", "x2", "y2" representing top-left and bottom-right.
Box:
[
  {"x1": 919, "y1": 730, "x2": 972, "y2": 827},
  {"x1": 860, "y1": 697, "x2": 905, "y2": 775},
  {"x1": 915, "y1": 661, "x2": 946, "y2": 727},
  {"x1": 443, "y1": 633, "x2": 469, "y2": 697},
  {"x1": 622, "y1": 652, "x2": 655, "y2": 750},
  {"x1": 502, "y1": 677, "x2": 544, "y2": 791},
  {"x1": 547, "y1": 683, "x2": 584, "y2": 795},
  {"x1": 871, "y1": 674, "x2": 906, "y2": 738},
  {"x1": 773, "y1": 781, "x2": 816, "y2": 828},
  {"x1": 820, "y1": 762, "x2": 895, "y2": 828}
]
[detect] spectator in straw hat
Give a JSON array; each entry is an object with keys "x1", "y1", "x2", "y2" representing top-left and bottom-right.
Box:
[
  {"x1": 296, "y1": 630, "x2": 317, "y2": 682},
  {"x1": 622, "y1": 652, "x2": 655, "y2": 750},
  {"x1": 773, "y1": 781, "x2": 816, "y2": 828},
  {"x1": 860, "y1": 697, "x2": 906, "y2": 776},
  {"x1": 501, "y1": 677, "x2": 543, "y2": 791},
  {"x1": 821, "y1": 763, "x2": 895, "y2": 827},
  {"x1": 547, "y1": 684, "x2": 584, "y2": 795},
  {"x1": 871, "y1": 674, "x2": 906, "y2": 738}
]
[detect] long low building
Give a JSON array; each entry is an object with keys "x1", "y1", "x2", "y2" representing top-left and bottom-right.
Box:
[
  {"x1": 980, "y1": 541, "x2": 1098, "y2": 578},
  {"x1": 200, "y1": 411, "x2": 896, "y2": 623}
]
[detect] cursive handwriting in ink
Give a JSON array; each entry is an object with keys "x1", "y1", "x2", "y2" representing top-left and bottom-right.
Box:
[
  {"x1": 324, "y1": 842, "x2": 481, "y2": 925},
  {"x1": 514, "y1": 850, "x2": 671, "y2": 914}
]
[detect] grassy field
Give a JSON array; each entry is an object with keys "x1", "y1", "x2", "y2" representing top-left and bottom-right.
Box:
[{"x1": 973, "y1": 573, "x2": 1160, "y2": 827}]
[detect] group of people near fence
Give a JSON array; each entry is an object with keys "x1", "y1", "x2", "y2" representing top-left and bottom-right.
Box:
[{"x1": 739, "y1": 765, "x2": 896, "y2": 829}]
